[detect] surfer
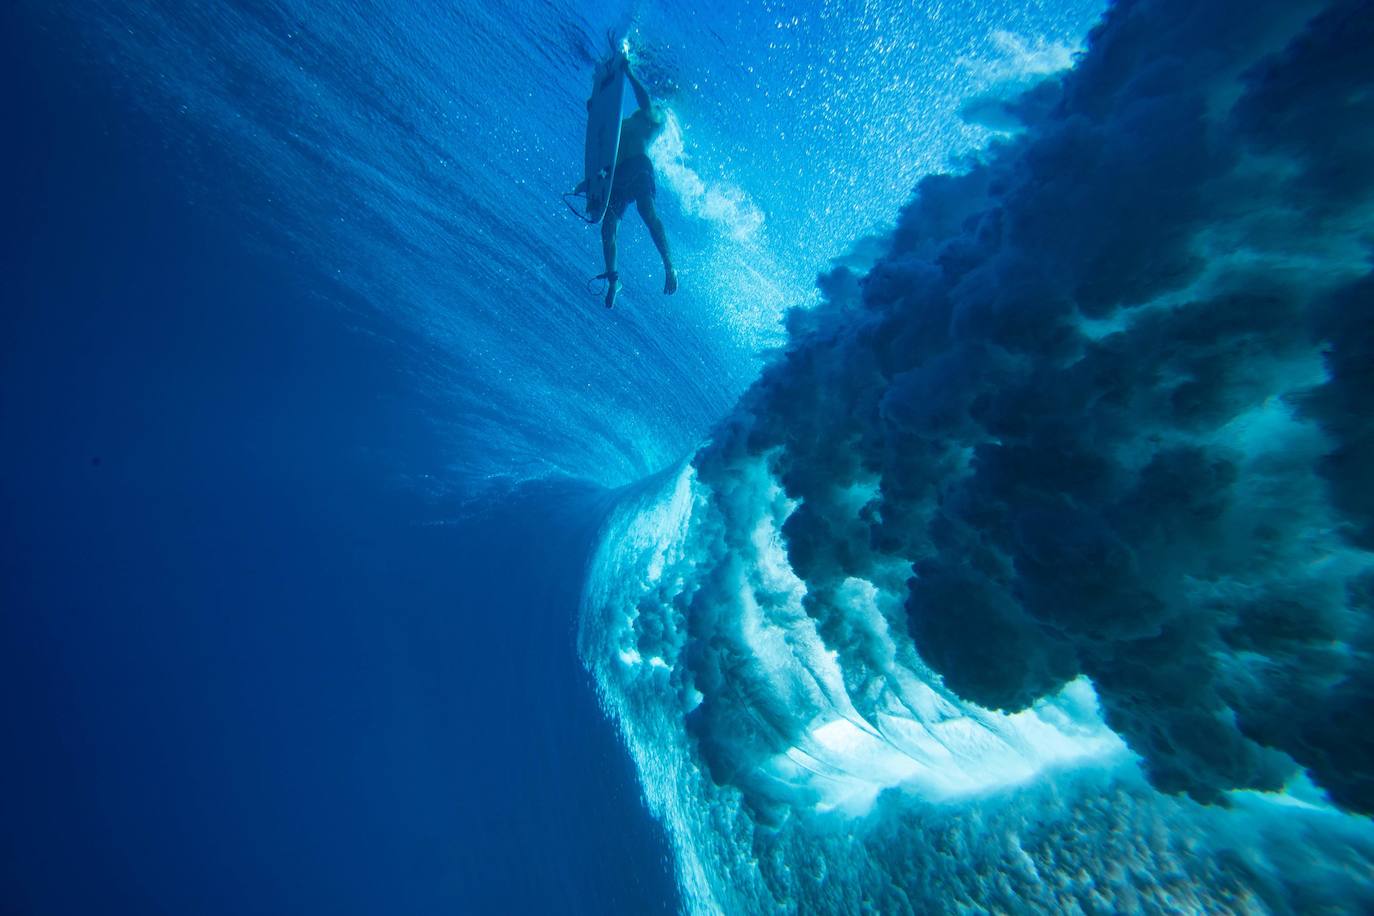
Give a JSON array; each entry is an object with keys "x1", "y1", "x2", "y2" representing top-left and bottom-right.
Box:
[{"x1": 578, "y1": 54, "x2": 677, "y2": 308}]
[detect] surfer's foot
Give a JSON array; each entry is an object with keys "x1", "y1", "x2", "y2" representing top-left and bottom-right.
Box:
[
  {"x1": 600, "y1": 271, "x2": 620, "y2": 308},
  {"x1": 664, "y1": 265, "x2": 678, "y2": 295}
]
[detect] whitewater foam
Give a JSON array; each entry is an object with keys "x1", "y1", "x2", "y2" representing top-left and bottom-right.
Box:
[{"x1": 583, "y1": 461, "x2": 1374, "y2": 914}]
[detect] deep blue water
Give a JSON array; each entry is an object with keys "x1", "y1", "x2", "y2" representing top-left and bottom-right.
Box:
[
  {"x1": 4, "y1": 14, "x2": 676, "y2": 913},
  {"x1": 6, "y1": 0, "x2": 1374, "y2": 913}
]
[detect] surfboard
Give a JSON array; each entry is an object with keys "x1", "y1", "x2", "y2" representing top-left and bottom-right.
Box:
[{"x1": 583, "y1": 50, "x2": 627, "y2": 224}]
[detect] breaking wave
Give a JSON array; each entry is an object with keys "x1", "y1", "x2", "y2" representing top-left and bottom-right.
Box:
[{"x1": 582, "y1": 0, "x2": 1374, "y2": 911}]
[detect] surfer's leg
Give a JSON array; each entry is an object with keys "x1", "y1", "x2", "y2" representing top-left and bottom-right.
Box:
[
  {"x1": 636, "y1": 197, "x2": 676, "y2": 294},
  {"x1": 600, "y1": 215, "x2": 621, "y2": 307},
  {"x1": 601, "y1": 213, "x2": 619, "y2": 277}
]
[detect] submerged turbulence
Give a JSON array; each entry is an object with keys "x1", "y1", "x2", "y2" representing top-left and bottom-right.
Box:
[{"x1": 582, "y1": 0, "x2": 1374, "y2": 911}]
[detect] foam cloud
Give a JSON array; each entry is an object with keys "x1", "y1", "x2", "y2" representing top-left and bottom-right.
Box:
[{"x1": 691, "y1": 0, "x2": 1374, "y2": 812}]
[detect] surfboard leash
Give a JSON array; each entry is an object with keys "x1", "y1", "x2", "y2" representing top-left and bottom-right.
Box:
[
  {"x1": 587, "y1": 271, "x2": 618, "y2": 296},
  {"x1": 561, "y1": 190, "x2": 598, "y2": 224}
]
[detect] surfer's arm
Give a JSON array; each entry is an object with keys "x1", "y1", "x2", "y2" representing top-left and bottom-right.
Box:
[{"x1": 625, "y1": 64, "x2": 653, "y2": 114}]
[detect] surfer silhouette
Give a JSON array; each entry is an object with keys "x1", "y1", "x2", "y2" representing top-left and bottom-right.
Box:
[{"x1": 575, "y1": 54, "x2": 677, "y2": 308}]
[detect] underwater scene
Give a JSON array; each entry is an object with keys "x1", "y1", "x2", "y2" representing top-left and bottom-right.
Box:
[{"x1": 5, "y1": 0, "x2": 1373, "y2": 913}]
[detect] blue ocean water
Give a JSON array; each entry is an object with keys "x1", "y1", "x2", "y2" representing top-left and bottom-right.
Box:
[{"x1": 5, "y1": 0, "x2": 1373, "y2": 913}]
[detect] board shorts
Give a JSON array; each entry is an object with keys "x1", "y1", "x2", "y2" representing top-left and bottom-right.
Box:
[{"x1": 608, "y1": 154, "x2": 657, "y2": 220}]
